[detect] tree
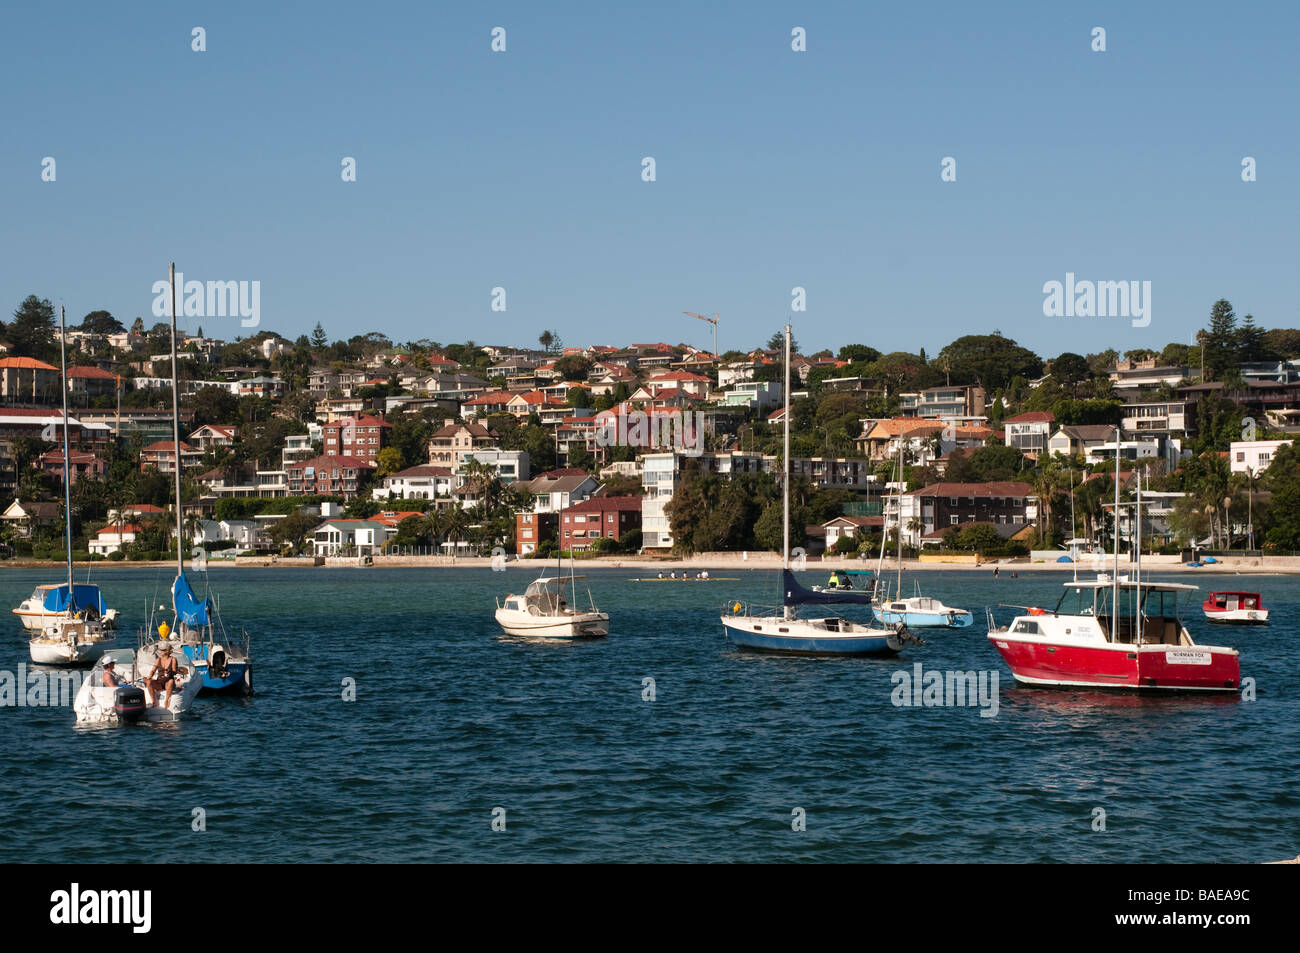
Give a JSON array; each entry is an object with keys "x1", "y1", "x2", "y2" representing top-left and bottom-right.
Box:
[
  {"x1": 766, "y1": 331, "x2": 798, "y2": 354},
  {"x1": 268, "y1": 509, "x2": 320, "y2": 553},
  {"x1": 80, "y1": 310, "x2": 125, "y2": 334},
  {"x1": 1237, "y1": 314, "x2": 1268, "y2": 362},
  {"x1": 1050, "y1": 352, "x2": 1090, "y2": 386},
  {"x1": 375, "y1": 446, "x2": 404, "y2": 478},
  {"x1": 944, "y1": 445, "x2": 1028, "y2": 482},
  {"x1": 1204, "y1": 299, "x2": 1239, "y2": 380},
  {"x1": 8, "y1": 295, "x2": 57, "y2": 361},
  {"x1": 311, "y1": 322, "x2": 328, "y2": 349},
  {"x1": 553, "y1": 355, "x2": 592, "y2": 380},
  {"x1": 186, "y1": 385, "x2": 239, "y2": 427},
  {"x1": 935, "y1": 333, "x2": 1043, "y2": 392},
  {"x1": 838, "y1": 344, "x2": 881, "y2": 364}
]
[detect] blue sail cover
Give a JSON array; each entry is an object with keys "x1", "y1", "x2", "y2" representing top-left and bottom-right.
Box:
[
  {"x1": 41, "y1": 584, "x2": 110, "y2": 614},
  {"x1": 172, "y1": 572, "x2": 212, "y2": 627},
  {"x1": 782, "y1": 569, "x2": 875, "y2": 606}
]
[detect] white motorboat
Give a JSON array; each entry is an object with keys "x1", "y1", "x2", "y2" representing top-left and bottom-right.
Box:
[
  {"x1": 495, "y1": 575, "x2": 609, "y2": 638},
  {"x1": 73, "y1": 647, "x2": 201, "y2": 725}
]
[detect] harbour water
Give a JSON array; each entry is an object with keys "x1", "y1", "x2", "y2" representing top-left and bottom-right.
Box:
[{"x1": 1, "y1": 565, "x2": 1295, "y2": 863}]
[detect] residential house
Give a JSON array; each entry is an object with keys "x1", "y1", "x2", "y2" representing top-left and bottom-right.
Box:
[
  {"x1": 897, "y1": 481, "x2": 1038, "y2": 548},
  {"x1": 1047, "y1": 424, "x2": 1115, "y2": 459},
  {"x1": 285, "y1": 455, "x2": 376, "y2": 498},
  {"x1": 0, "y1": 356, "x2": 60, "y2": 403},
  {"x1": 89, "y1": 523, "x2": 140, "y2": 556},
  {"x1": 322, "y1": 414, "x2": 391, "y2": 465},
  {"x1": 560, "y1": 496, "x2": 642, "y2": 551},
  {"x1": 428, "y1": 421, "x2": 500, "y2": 466},
  {"x1": 898, "y1": 385, "x2": 987, "y2": 420},
  {"x1": 1229, "y1": 439, "x2": 1291, "y2": 474},
  {"x1": 36, "y1": 449, "x2": 105, "y2": 484},
  {"x1": 515, "y1": 511, "x2": 558, "y2": 555},
  {"x1": 1002, "y1": 411, "x2": 1056, "y2": 457},
  {"x1": 188, "y1": 424, "x2": 239, "y2": 453},
  {"x1": 372, "y1": 464, "x2": 457, "y2": 501},
  {"x1": 1, "y1": 499, "x2": 61, "y2": 539},
  {"x1": 139, "y1": 440, "x2": 203, "y2": 473},
  {"x1": 821, "y1": 515, "x2": 882, "y2": 552},
  {"x1": 65, "y1": 365, "x2": 119, "y2": 398}
]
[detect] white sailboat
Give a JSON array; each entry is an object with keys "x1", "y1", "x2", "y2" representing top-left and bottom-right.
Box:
[
  {"x1": 73, "y1": 646, "x2": 202, "y2": 725},
  {"x1": 136, "y1": 262, "x2": 252, "y2": 696},
  {"x1": 871, "y1": 439, "x2": 973, "y2": 629},
  {"x1": 721, "y1": 324, "x2": 919, "y2": 655},
  {"x1": 28, "y1": 305, "x2": 116, "y2": 666}
]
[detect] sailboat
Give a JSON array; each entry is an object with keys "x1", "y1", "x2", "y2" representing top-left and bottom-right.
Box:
[
  {"x1": 28, "y1": 305, "x2": 116, "y2": 666},
  {"x1": 721, "y1": 325, "x2": 919, "y2": 655},
  {"x1": 135, "y1": 263, "x2": 253, "y2": 695},
  {"x1": 871, "y1": 439, "x2": 973, "y2": 629}
]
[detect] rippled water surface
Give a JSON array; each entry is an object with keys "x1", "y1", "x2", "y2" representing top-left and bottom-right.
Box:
[{"x1": 1, "y1": 564, "x2": 1295, "y2": 863}]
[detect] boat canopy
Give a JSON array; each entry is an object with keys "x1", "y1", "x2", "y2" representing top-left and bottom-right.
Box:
[
  {"x1": 172, "y1": 572, "x2": 212, "y2": 627},
  {"x1": 1063, "y1": 577, "x2": 1198, "y2": 592},
  {"x1": 39, "y1": 584, "x2": 110, "y2": 614},
  {"x1": 784, "y1": 569, "x2": 874, "y2": 606}
]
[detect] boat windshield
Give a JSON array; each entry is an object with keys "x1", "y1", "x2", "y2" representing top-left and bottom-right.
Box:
[{"x1": 1058, "y1": 585, "x2": 1187, "y2": 644}]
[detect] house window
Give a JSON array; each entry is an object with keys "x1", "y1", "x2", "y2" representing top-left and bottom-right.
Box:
[
  {"x1": 950, "y1": 516, "x2": 959, "y2": 525},
  {"x1": 1236, "y1": 452, "x2": 1245, "y2": 462},
  {"x1": 949, "y1": 497, "x2": 958, "y2": 506}
]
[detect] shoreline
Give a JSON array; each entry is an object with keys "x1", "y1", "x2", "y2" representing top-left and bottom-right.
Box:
[{"x1": 4, "y1": 554, "x2": 1299, "y2": 573}]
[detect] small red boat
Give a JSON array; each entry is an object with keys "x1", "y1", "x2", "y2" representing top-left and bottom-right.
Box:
[
  {"x1": 1203, "y1": 591, "x2": 1269, "y2": 625},
  {"x1": 988, "y1": 576, "x2": 1240, "y2": 692}
]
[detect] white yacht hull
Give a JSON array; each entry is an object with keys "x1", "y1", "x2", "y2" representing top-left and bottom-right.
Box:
[
  {"x1": 29, "y1": 621, "x2": 115, "y2": 666},
  {"x1": 494, "y1": 609, "x2": 609, "y2": 639}
]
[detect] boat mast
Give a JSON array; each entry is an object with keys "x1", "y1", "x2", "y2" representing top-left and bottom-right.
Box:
[
  {"x1": 168, "y1": 263, "x2": 184, "y2": 582},
  {"x1": 1068, "y1": 466, "x2": 1077, "y2": 583},
  {"x1": 1112, "y1": 426, "x2": 1119, "y2": 638},
  {"x1": 781, "y1": 323, "x2": 790, "y2": 620},
  {"x1": 58, "y1": 305, "x2": 75, "y2": 609},
  {"x1": 895, "y1": 438, "x2": 903, "y2": 598},
  {"x1": 1134, "y1": 467, "x2": 1142, "y2": 645}
]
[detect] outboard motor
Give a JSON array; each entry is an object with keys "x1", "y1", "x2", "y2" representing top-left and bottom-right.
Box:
[
  {"x1": 113, "y1": 685, "x2": 146, "y2": 723},
  {"x1": 209, "y1": 647, "x2": 228, "y2": 680}
]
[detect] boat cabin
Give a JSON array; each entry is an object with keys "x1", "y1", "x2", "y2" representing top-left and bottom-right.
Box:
[
  {"x1": 1052, "y1": 578, "x2": 1196, "y2": 646},
  {"x1": 1205, "y1": 592, "x2": 1262, "y2": 612}
]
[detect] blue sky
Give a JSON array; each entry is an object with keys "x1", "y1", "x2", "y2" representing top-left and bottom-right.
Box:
[{"x1": 1, "y1": 1, "x2": 1295, "y2": 359}]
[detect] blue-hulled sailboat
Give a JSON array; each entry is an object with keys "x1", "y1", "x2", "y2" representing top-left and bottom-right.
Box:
[
  {"x1": 136, "y1": 262, "x2": 252, "y2": 695},
  {"x1": 720, "y1": 325, "x2": 922, "y2": 656}
]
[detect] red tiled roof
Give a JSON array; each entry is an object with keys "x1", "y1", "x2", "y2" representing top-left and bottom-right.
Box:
[
  {"x1": 1003, "y1": 411, "x2": 1056, "y2": 424},
  {"x1": 906, "y1": 481, "x2": 1036, "y2": 498},
  {"x1": 66, "y1": 365, "x2": 117, "y2": 379},
  {"x1": 0, "y1": 356, "x2": 57, "y2": 370},
  {"x1": 142, "y1": 440, "x2": 196, "y2": 452},
  {"x1": 566, "y1": 495, "x2": 642, "y2": 514}
]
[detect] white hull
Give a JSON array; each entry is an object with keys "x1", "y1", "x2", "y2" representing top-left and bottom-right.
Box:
[
  {"x1": 494, "y1": 609, "x2": 609, "y2": 639},
  {"x1": 29, "y1": 622, "x2": 115, "y2": 666},
  {"x1": 1203, "y1": 609, "x2": 1269, "y2": 624}
]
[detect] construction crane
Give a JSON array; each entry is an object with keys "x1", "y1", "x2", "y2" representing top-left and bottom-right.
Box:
[{"x1": 683, "y1": 312, "x2": 719, "y2": 364}]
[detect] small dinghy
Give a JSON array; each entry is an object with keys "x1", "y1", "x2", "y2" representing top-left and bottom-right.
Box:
[{"x1": 74, "y1": 648, "x2": 201, "y2": 725}]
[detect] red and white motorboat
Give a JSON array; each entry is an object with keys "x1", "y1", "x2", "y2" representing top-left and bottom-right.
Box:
[
  {"x1": 987, "y1": 575, "x2": 1240, "y2": 692},
  {"x1": 1202, "y1": 591, "x2": 1269, "y2": 625}
]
